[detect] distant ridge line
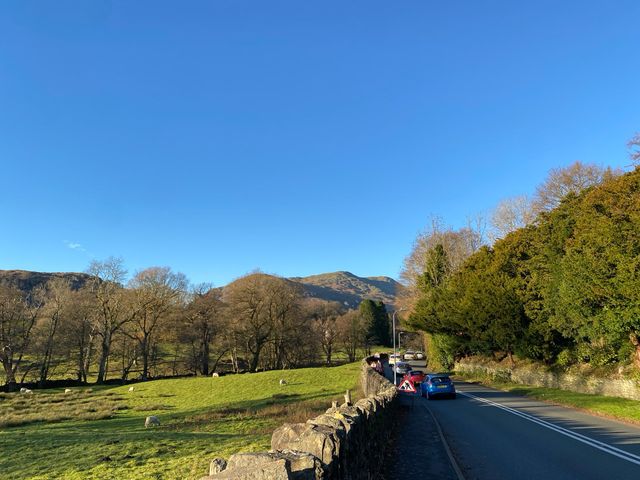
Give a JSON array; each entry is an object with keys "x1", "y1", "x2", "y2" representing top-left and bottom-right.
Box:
[{"x1": 0, "y1": 269, "x2": 403, "y2": 310}]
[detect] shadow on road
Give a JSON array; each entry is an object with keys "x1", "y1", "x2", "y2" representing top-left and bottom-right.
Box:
[{"x1": 380, "y1": 393, "x2": 459, "y2": 480}]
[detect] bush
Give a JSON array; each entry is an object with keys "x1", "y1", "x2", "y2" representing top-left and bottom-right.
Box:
[{"x1": 556, "y1": 349, "x2": 576, "y2": 368}]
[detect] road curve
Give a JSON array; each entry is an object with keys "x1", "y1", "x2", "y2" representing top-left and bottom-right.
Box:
[{"x1": 425, "y1": 382, "x2": 640, "y2": 480}]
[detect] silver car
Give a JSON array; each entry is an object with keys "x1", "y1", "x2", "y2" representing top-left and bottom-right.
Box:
[{"x1": 394, "y1": 361, "x2": 411, "y2": 375}]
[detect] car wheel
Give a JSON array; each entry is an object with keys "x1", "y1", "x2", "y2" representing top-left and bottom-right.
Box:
[{"x1": 450, "y1": 393, "x2": 456, "y2": 399}]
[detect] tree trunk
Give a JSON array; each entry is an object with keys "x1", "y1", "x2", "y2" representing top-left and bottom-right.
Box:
[
  {"x1": 76, "y1": 354, "x2": 84, "y2": 383},
  {"x1": 1, "y1": 358, "x2": 17, "y2": 391},
  {"x1": 507, "y1": 351, "x2": 515, "y2": 368},
  {"x1": 38, "y1": 348, "x2": 51, "y2": 387},
  {"x1": 39, "y1": 314, "x2": 61, "y2": 387},
  {"x1": 231, "y1": 346, "x2": 239, "y2": 373},
  {"x1": 141, "y1": 335, "x2": 149, "y2": 380},
  {"x1": 82, "y1": 338, "x2": 93, "y2": 384},
  {"x1": 97, "y1": 335, "x2": 111, "y2": 384},
  {"x1": 200, "y1": 339, "x2": 210, "y2": 376},
  {"x1": 210, "y1": 350, "x2": 227, "y2": 375},
  {"x1": 249, "y1": 343, "x2": 263, "y2": 373},
  {"x1": 630, "y1": 333, "x2": 640, "y2": 368}
]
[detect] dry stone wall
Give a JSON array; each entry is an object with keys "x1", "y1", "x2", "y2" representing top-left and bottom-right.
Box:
[
  {"x1": 456, "y1": 357, "x2": 640, "y2": 400},
  {"x1": 201, "y1": 358, "x2": 397, "y2": 480}
]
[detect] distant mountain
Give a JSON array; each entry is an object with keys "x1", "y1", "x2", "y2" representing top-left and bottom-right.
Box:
[
  {"x1": 290, "y1": 271, "x2": 403, "y2": 310},
  {"x1": 0, "y1": 270, "x2": 92, "y2": 292},
  {"x1": 0, "y1": 269, "x2": 403, "y2": 311}
]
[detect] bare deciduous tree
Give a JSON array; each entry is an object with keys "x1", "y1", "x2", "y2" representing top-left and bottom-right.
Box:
[
  {"x1": 532, "y1": 161, "x2": 619, "y2": 212},
  {"x1": 336, "y1": 309, "x2": 364, "y2": 363},
  {"x1": 400, "y1": 217, "x2": 483, "y2": 311},
  {"x1": 129, "y1": 266, "x2": 188, "y2": 380},
  {"x1": 0, "y1": 285, "x2": 44, "y2": 389},
  {"x1": 268, "y1": 279, "x2": 303, "y2": 370},
  {"x1": 34, "y1": 278, "x2": 73, "y2": 386},
  {"x1": 307, "y1": 299, "x2": 343, "y2": 366},
  {"x1": 629, "y1": 132, "x2": 640, "y2": 165},
  {"x1": 180, "y1": 284, "x2": 227, "y2": 375},
  {"x1": 86, "y1": 257, "x2": 136, "y2": 383},
  {"x1": 490, "y1": 195, "x2": 537, "y2": 241},
  {"x1": 224, "y1": 273, "x2": 302, "y2": 372},
  {"x1": 58, "y1": 287, "x2": 96, "y2": 383}
]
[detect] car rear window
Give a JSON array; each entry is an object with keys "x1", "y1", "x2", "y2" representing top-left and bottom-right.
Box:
[{"x1": 431, "y1": 376, "x2": 450, "y2": 383}]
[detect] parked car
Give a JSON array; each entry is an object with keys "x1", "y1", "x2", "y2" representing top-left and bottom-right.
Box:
[
  {"x1": 421, "y1": 374, "x2": 456, "y2": 399},
  {"x1": 406, "y1": 370, "x2": 426, "y2": 384},
  {"x1": 389, "y1": 353, "x2": 402, "y2": 365},
  {"x1": 415, "y1": 351, "x2": 425, "y2": 360},
  {"x1": 403, "y1": 350, "x2": 416, "y2": 360},
  {"x1": 394, "y1": 361, "x2": 412, "y2": 375}
]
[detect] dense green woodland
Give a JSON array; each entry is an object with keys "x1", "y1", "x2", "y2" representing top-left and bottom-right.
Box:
[{"x1": 410, "y1": 167, "x2": 640, "y2": 370}]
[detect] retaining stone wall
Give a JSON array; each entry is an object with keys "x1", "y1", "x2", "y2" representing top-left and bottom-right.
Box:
[
  {"x1": 201, "y1": 358, "x2": 397, "y2": 480},
  {"x1": 456, "y1": 357, "x2": 640, "y2": 400}
]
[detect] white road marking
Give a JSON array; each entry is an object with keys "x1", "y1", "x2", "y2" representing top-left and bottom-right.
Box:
[{"x1": 459, "y1": 391, "x2": 640, "y2": 467}]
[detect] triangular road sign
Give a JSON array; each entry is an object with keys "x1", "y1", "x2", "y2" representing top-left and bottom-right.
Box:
[{"x1": 397, "y1": 378, "x2": 416, "y2": 393}]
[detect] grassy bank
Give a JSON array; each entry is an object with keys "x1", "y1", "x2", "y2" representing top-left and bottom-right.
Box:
[
  {"x1": 0, "y1": 362, "x2": 361, "y2": 480},
  {"x1": 457, "y1": 372, "x2": 640, "y2": 425}
]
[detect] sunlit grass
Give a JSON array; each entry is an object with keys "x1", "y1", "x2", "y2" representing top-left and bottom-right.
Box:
[
  {"x1": 0, "y1": 389, "x2": 126, "y2": 427},
  {"x1": 0, "y1": 362, "x2": 361, "y2": 480}
]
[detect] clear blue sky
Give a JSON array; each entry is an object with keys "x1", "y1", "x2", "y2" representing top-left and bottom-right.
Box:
[{"x1": 1, "y1": 1, "x2": 639, "y2": 286}]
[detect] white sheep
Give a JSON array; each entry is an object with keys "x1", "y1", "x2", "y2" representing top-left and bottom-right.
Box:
[
  {"x1": 128, "y1": 386, "x2": 135, "y2": 392},
  {"x1": 279, "y1": 379, "x2": 287, "y2": 386},
  {"x1": 145, "y1": 415, "x2": 160, "y2": 428},
  {"x1": 64, "y1": 388, "x2": 72, "y2": 394},
  {"x1": 22, "y1": 388, "x2": 33, "y2": 394},
  {"x1": 211, "y1": 372, "x2": 219, "y2": 378},
  {"x1": 20, "y1": 387, "x2": 27, "y2": 393}
]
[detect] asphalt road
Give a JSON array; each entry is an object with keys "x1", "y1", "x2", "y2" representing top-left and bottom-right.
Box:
[{"x1": 391, "y1": 360, "x2": 640, "y2": 479}]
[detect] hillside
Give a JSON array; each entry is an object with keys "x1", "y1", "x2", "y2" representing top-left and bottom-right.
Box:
[
  {"x1": 0, "y1": 270, "x2": 92, "y2": 292},
  {"x1": 0, "y1": 269, "x2": 402, "y2": 310},
  {"x1": 291, "y1": 271, "x2": 403, "y2": 310}
]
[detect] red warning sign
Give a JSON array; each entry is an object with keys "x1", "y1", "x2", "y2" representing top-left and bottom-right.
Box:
[{"x1": 397, "y1": 377, "x2": 416, "y2": 393}]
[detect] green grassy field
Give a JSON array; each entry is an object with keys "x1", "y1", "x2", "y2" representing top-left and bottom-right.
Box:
[
  {"x1": 457, "y1": 373, "x2": 640, "y2": 425},
  {"x1": 0, "y1": 362, "x2": 361, "y2": 480}
]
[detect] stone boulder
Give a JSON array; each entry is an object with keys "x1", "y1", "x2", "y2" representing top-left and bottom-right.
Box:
[
  {"x1": 200, "y1": 458, "x2": 290, "y2": 480},
  {"x1": 271, "y1": 423, "x2": 339, "y2": 473},
  {"x1": 202, "y1": 451, "x2": 322, "y2": 480}
]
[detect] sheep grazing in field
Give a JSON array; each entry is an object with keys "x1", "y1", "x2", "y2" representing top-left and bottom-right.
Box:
[
  {"x1": 279, "y1": 379, "x2": 287, "y2": 386},
  {"x1": 128, "y1": 386, "x2": 135, "y2": 392},
  {"x1": 22, "y1": 389, "x2": 33, "y2": 394},
  {"x1": 20, "y1": 387, "x2": 27, "y2": 393},
  {"x1": 64, "y1": 388, "x2": 72, "y2": 394},
  {"x1": 145, "y1": 415, "x2": 160, "y2": 428},
  {"x1": 211, "y1": 372, "x2": 219, "y2": 378}
]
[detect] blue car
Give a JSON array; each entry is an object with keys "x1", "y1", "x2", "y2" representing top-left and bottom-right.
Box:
[{"x1": 421, "y1": 374, "x2": 456, "y2": 399}]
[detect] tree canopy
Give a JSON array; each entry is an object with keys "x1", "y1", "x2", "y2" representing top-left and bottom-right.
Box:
[{"x1": 410, "y1": 167, "x2": 640, "y2": 369}]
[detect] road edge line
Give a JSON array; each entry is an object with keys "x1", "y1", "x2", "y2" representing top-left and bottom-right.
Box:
[
  {"x1": 459, "y1": 391, "x2": 640, "y2": 466},
  {"x1": 423, "y1": 401, "x2": 466, "y2": 480}
]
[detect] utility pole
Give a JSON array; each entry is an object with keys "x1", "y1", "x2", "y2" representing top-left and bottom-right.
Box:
[{"x1": 392, "y1": 308, "x2": 405, "y2": 385}]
